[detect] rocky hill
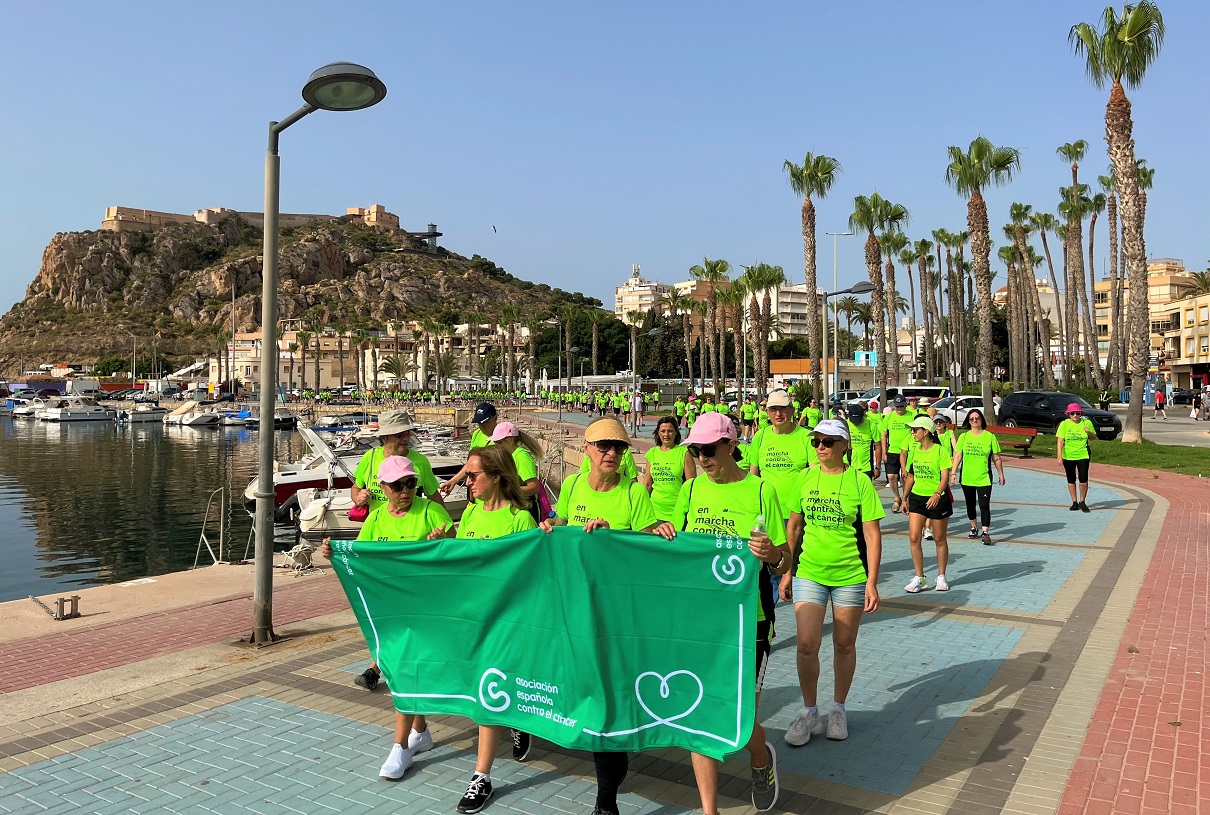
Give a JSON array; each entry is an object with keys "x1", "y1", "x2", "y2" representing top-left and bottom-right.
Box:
[{"x1": 0, "y1": 215, "x2": 599, "y2": 374}]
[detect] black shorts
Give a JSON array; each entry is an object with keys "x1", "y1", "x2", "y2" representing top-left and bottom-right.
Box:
[
  {"x1": 908, "y1": 490, "x2": 954, "y2": 520},
  {"x1": 613, "y1": 407, "x2": 620, "y2": 415},
  {"x1": 755, "y1": 620, "x2": 771, "y2": 693},
  {"x1": 742, "y1": 418, "x2": 754, "y2": 428},
  {"x1": 1063, "y1": 458, "x2": 1090, "y2": 484},
  {"x1": 884, "y1": 455, "x2": 902, "y2": 476}
]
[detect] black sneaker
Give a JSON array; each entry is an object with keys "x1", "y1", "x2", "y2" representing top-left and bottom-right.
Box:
[
  {"x1": 1069, "y1": 502, "x2": 1080, "y2": 511},
  {"x1": 750, "y1": 741, "x2": 779, "y2": 812},
  {"x1": 591, "y1": 809, "x2": 620, "y2": 815},
  {"x1": 457, "y1": 774, "x2": 493, "y2": 814},
  {"x1": 967, "y1": 528, "x2": 979, "y2": 539},
  {"x1": 981, "y1": 532, "x2": 993, "y2": 546},
  {"x1": 354, "y1": 667, "x2": 380, "y2": 690},
  {"x1": 1079, "y1": 502, "x2": 1091, "y2": 513},
  {"x1": 511, "y1": 729, "x2": 532, "y2": 762}
]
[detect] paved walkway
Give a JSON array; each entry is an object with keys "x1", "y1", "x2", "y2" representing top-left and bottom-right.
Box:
[{"x1": 0, "y1": 458, "x2": 1205, "y2": 814}]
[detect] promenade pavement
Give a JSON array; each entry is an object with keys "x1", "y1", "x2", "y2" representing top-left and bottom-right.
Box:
[{"x1": 0, "y1": 439, "x2": 1205, "y2": 814}]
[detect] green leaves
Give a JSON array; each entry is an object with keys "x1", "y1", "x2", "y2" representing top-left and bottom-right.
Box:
[{"x1": 1069, "y1": 2, "x2": 1165, "y2": 89}]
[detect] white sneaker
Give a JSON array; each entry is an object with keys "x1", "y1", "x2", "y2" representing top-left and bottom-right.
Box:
[
  {"x1": 935, "y1": 575, "x2": 950, "y2": 592},
  {"x1": 826, "y1": 705, "x2": 849, "y2": 741},
  {"x1": 783, "y1": 706, "x2": 823, "y2": 746},
  {"x1": 905, "y1": 575, "x2": 927, "y2": 593},
  {"x1": 924, "y1": 527, "x2": 934, "y2": 541},
  {"x1": 379, "y1": 743, "x2": 413, "y2": 780},
  {"x1": 408, "y1": 728, "x2": 434, "y2": 754}
]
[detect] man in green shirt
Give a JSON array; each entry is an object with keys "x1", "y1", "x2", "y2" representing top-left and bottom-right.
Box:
[
  {"x1": 844, "y1": 403, "x2": 882, "y2": 481},
  {"x1": 441, "y1": 402, "x2": 497, "y2": 496},
  {"x1": 674, "y1": 396, "x2": 687, "y2": 426},
  {"x1": 749, "y1": 389, "x2": 814, "y2": 519},
  {"x1": 881, "y1": 395, "x2": 915, "y2": 513}
]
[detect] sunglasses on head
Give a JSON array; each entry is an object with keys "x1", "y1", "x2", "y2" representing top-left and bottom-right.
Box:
[
  {"x1": 687, "y1": 441, "x2": 727, "y2": 458},
  {"x1": 384, "y1": 476, "x2": 419, "y2": 491},
  {"x1": 810, "y1": 437, "x2": 843, "y2": 449},
  {"x1": 591, "y1": 440, "x2": 629, "y2": 454}
]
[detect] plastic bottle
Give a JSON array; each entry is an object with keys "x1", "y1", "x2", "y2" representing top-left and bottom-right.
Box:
[{"x1": 752, "y1": 514, "x2": 767, "y2": 536}]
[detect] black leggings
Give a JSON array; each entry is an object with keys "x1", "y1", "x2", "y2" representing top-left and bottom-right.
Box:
[
  {"x1": 1062, "y1": 458, "x2": 1090, "y2": 484},
  {"x1": 593, "y1": 751, "x2": 628, "y2": 814},
  {"x1": 962, "y1": 485, "x2": 992, "y2": 528}
]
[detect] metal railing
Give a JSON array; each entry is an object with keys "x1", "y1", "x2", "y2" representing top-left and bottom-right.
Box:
[{"x1": 192, "y1": 487, "x2": 228, "y2": 567}]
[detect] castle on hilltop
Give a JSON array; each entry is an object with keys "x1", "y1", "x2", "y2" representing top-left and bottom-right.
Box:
[{"x1": 101, "y1": 203, "x2": 401, "y2": 233}]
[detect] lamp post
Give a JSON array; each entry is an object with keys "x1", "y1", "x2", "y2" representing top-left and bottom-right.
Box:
[
  {"x1": 824, "y1": 231, "x2": 855, "y2": 402},
  {"x1": 821, "y1": 281, "x2": 873, "y2": 408},
  {"x1": 633, "y1": 328, "x2": 662, "y2": 435},
  {"x1": 252, "y1": 63, "x2": 386, "y2": 646}
]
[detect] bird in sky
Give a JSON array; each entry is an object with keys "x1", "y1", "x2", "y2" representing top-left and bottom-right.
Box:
[{"x1": 492, "y1": 225, "x2": 497, "y2": 233}]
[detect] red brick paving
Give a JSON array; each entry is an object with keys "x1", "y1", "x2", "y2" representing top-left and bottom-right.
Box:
[
  {"x1": 1014, "y1": 457, "x2": 1209, "y2": 815},
  {"x1": 0, "y1": 575, "x2": 349, "y2": 695}
]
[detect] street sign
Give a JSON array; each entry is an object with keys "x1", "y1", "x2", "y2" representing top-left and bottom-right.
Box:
[{"x1": 950, "y1": 362, "x2": 962, "y2": 377}]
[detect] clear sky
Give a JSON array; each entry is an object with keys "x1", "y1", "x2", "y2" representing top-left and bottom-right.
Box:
[{"x1": 1, "y1": 1, "x2": 1206, "y2": 316}]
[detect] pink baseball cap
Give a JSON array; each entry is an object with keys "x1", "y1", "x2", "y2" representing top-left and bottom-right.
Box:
[
  {"x1": 681, "y1": 412, "x2": 736, "y2": 445},
  {"x1": 378, "y1": 455, "x2": 417, "y2": 483},
  {"x1": 1066, "y1": 403, "x2": 1084, "y2": 415},
  {"x1": 489, "y1": 421, "x2": 519, "y2": 442}
]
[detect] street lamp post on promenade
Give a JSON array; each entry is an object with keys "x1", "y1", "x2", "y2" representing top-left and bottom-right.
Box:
[
  {"x1": 632, "y1": 327, "x2": 662, "y2": 436},
  {"x1": 821, "y1": 281, "x2": 874, "y2": 408},
  {"x1": 824, "y1": 231, "x2": 854, "y2": 403},
  {"x1": 252, "y1": 63, "x2": 386, "y2": 646}
]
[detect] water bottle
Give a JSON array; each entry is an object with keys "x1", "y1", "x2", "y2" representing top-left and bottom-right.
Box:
[{"x1": 752, "y1": 515, "x2": 767, "y2": 536}]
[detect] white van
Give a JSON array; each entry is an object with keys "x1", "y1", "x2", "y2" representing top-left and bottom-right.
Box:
[{"x1": 848, "y1": 386, "x2": 952, "y2": 407}]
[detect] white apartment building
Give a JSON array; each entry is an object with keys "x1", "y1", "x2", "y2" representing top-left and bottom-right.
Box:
[{"x1": 614, "y1": 265, "x2": 670, "y2": 324}]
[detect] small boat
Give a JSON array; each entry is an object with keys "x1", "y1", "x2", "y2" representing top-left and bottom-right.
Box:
[
  {"x1": 13, "y1": 397, "x2": 49, "y2": 418},
  {"x1": 218, "y1": 410, "x2": 251, "y2": 426},
  {"x1": 245, "y1": 408, "x2": 298, "y2": 430},
  {"x1": 311, "y1": 410, "x2": 377, "y2": 432},
  {"x1": 163, "y1": 402, "x2": 218, "y2": 426},
  {"x1": 2, "y1": 397, "x2": 30, "y2": 415},
  {"x1": 116, "y1": 404, "x2": 169, "y2": 424},
  {"x1": 40, "y1": 396, "x2": 115, "y2": 422},
  {"x1": 242, "y1": 427, "x2": 372, "y2": 509},
  {"x1": 296, "y1": 480, "x2": 467, "y2": 540}
]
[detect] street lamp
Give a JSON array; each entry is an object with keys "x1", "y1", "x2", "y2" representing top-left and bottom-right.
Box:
[
  {"x1": 821, "y1": 281, "x2": 873, "y2": 406},
  {"x1": 252, "y1": 63, "x2": 386, "y2": 645},
  {"x1": 823, "y1": 231, "x2": 855, "y2": 402},
  {"x1": 633, "y1": 327, "x2": 662, "y2": 435}
]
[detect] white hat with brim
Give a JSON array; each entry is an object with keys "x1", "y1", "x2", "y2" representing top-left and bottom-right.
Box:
[{"x1": 812, "y1": 418, "x2": 850, "y2": 441}]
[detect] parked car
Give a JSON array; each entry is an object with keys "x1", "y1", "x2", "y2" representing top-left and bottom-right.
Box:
[
  {"x1": 1170, "y1": 388, "x2": 1197, "y2": 405},
  {"x1": 849, "y1": 385, "x2": 952, "y2": 407},
  {"x1": 997, "y1": 391, "x2": 1121, "y2": 440},
  {"x1": 931, "y1": 394, "x2": 986, "y2": 426},
  {"x1": 829, "y1": 390, "x2": 863, "y2": 405}
]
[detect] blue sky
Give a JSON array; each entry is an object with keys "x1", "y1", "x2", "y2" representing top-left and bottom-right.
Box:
[{"x1": 1, "y1": 1, "x2": 1206, "y2": 316}]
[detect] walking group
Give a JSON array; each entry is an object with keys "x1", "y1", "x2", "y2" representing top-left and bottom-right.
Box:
[{"x1": 319, "y1": 387, "x2": 1098, "y2": 814}]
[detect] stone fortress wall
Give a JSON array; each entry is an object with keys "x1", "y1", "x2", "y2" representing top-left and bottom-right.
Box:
[{"x1": 101, "y1": 203, "x2": 399, "y2": 233}]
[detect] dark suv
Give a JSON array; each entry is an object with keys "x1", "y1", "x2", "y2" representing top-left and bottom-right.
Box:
[{"x1": 998, "y1": 391, "x2": 1121, "y2": 440}]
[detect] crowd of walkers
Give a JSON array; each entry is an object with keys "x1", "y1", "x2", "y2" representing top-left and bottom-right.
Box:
[{"x1": 319, "y1": 385, "x2": 1092, "y2": 814}]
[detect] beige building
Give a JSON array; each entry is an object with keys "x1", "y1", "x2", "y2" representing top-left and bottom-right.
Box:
[
  {"x1": 615, "y1": 265, "x2": 670, "y2": 323},
  {"x1": 103, "y1": 203, "x2": 401, "y2": 233},
  {"x1": 1093, "y1": 258, "x2": 1196, "y2": 364},
  {"x1": 1155, "y1": 292, "x2": 1210, "y2": 389}
]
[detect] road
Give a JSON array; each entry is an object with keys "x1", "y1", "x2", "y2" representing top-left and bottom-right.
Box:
[{"x1": 1109, "y1": 405, "x2": 1210, "y2": 446}]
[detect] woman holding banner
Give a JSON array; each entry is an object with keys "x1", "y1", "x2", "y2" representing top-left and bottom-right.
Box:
[
  {"x1": 672, "y1": 412, "x2": 790, "y2": 814},
  {"x1": 539, "y1": 416, "x2": 673, "y2": 815},
  {"x1": 319, "y1": 456, "x2": 454, "y2": 782},
  {"x1": 438, "y1": 444, "x2": 538, "y2": 815}
]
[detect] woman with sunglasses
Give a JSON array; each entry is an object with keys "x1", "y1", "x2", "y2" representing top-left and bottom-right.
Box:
[
  {"x1": 782, "y1": 418, "x2": 884, "y2": 747},
  {"x1": 488, "y1": 421, "x2": 545, "y2": 521},
  {"x1": 749, "y1": 389, "x2": 815, "y2": 523},
  {"x1": 950, "y1": 409, "x2": 1006, "y2": 544},
  {"x1": 437, "y1": 444, "x2": 537, "y2": 815},
  {"x1": 933, "y1": 415, "x2": 956, "y2": 456},
  {"x1": 320, "y1": 456, "x2": 454, "y2": 782},
  {"x1": 1056, "y1": 403, "x2": 1096, "y2": 513},
  {"x1": 539, "y1": 417, "x2": 671, "y2": 815},
  {"x1": 903, "y1": 416, "x2": 954, "y2": 593},
  {"x1": 640, "y1": 416, "x2": 696, "y2": 524},
  {"x1": 671, "y1": 412, "x2": 789, "y2": 814}
]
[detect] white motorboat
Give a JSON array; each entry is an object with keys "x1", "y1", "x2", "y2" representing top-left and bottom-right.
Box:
[
  {"x1": 296, "y1": 480, "x2": 467, "y2": 540},
  {"x1": 2, "y1": 397, "x2": 30, "y2": 415},
  {"x1": 40, "y1": 396, "x2": 115, "y2": 422},
  {"x1": 116, "y1": 404, "x2": 169, "y2": 424},
  {"x1": 218, "y1": 410, "x2": 251, "y2": 426},
  {"x1": 163, "y1": 402, "x2": 218, "y2": 426},
  {"x1": 243, "y1": 427, "x2": 376, "y2": 509},
  {"x1": 12, "y1": 397, "x2": 49, "y2": 418}
]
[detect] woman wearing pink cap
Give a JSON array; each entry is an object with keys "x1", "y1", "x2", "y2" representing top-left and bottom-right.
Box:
[
  {"x1": 320, "y1": 456, "x2": 454, "y2": 783},
  {"x1": 1056, "y1": 403, "x2": 1096, "y2": 512},
  {"x1": 488, "y1": 421, "x2": 545, "y2": 521},
  {"x1": 672, "y1": 411, "x2": 789, "y2": 814}
]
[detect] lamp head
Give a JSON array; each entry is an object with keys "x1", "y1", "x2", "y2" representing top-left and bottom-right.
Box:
[{"x1": 302, "y1": 62, "x2": 387, "y2": 111}]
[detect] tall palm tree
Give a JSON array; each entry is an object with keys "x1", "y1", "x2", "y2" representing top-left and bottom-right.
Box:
[
  {"x1": 295, "y1": 330, "x2": 311, "y2": 393},
  {"x1": 717, "y1": 282, "x2": 748, "y2": 386},
  {"x1": 998, "y1": 243, "x2": 1023, "y2": 383},
  {"x1": 587, "y1": 310, "x2": 606, "y2": 377},
  {"x1": 898, "y1": 244, "x2": 922, "y2": 380},
  {"x1": 853, "y1": 301, "x2": 875, "y2": 351},
  {"x1": 930, "y1": 228, "x2": 953, "y2": 382},
  {"x1": 1086, "y1": 190, "x2": 1108, "y2": 387},
  {"x1": 914, "y1": 239, "x2": 939, "y2": 382},
  {"x1": 661, "y1": 290, "x2": 694, "y2": 387},
  {"x1": 410, "y1": 328, "x2": 424, "y2": 389},
  {"x1": 1070, "y1": 0, "x2": 1165, "y2": 442},
  {"x1": 945, "y1": 135, "x2": 1021, "y2": 414},
  {"x1": 835, "y1": 295, "x2": 861, "y2": 360},
  {"x1": 286, "y1": 342, "x2": 298, "y2": 392},
  {"x1": 1098, "y1": 171, "x2": 1124, "y2": 389},
  {"x1": 427, "y1": 350, "x2": 458, "y2": 392},
  {"x1": 1011, "y1": 203, "x2": 1056, "y2": 387},
  {"x1": 378, "y1": 354, "x2": 415, "y2": 389},
  {"x1": 849, "y1": 194, "x2": 909, "y2": 391},
  {"x1": 740, "y1": 263, "x2": 786, "y2": 398},
  {"x1": 691, "y1": 298, "x2": 709, "y2": 390},
  {"x1": 689, "y1": 258, "x2": 731, "y2": 393},
  {"x1": 1030, "y1": 211, "x2": 1066, "y2": 381},
  {"x1": 879, "y1": 231, "x2": 909, "y2": 384},
  {"x1": 556, "y1": 305, "x2": 578, "y2": 395},
  {"x1": 420, "y1": 318, "x2": 442, "y2": 391},
  {"x1": 524, "y1": 319, "x2": 542, "y2": 395},
  {"x1": 1186, "y1": 271, "x2": 1210, "y2": 297},
  {"x1": 784, "y1": 152, "x2": 843, "y2": 397},
  {"x1": 625, "y1": 310, "x2": 643, "y2": 381}
]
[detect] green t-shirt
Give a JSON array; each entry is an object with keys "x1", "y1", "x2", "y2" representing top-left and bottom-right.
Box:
[
  {"x1": 613, "y1": 394, "x2": 626, "y2": 409},
  {"x1": 701, "y1": 403, "x2": 716, "y2": 414},
  {"x1": 685, "y1": 404, "x2": 698, "y2": 426},
  {"x1": 673, "y1": 473, "x2": 786, "y2": 623},
  {"x1": 882, "y1": 410, "x2": 915, "y2": 454},
  {"x1": 356, "y1": 497, "x2": 453, "y2": 542},
  {"x1": 788, "y1": 467, "x2": 885, "y2": 586},
  {"x1": 674, "y1": 400, "x2": 686, "y2": 417},
  {"x1": 750, "y1": 425, "x2": 812, "y2": 517},
  {"x1": 740, "y1": 402, "x2": 757, "y2": 420},
  {"x1": 555, "y1": 474, "x2": 658, "y2": 531},
  {"x1": 353, "y1": 447, "x2": 441, "y2": 510},
  {"x1": 512, "y1": 446, "x2": 538, "y2": 482},
  {"x1": 955, "y1": 430, "x2": 1001, "y2": 488},
  {"x1": 802, "y1": 406, "x2": 823, "y2": 428},
  {"x1": 579, "y1": 448, "x2": 639, "y2": 479},
  {"x1": 906, "y1": 442, "x2": 953, "y2": 497},
  {"x1": 1057, "y1": 418, "x2": 1095, "y2": 460},
  {"x1": 846, "y1": 417, "x2": 881, "y2": 473},
  {"x1": 757, "y1": 409, "x2": 770, "y2": 429},
  {"x1": 470, "y1": 428, "x2": 491, "y2": 449},
  {"x1": 644, "y1": 444, "x2": 687, "y2": 521},
  {"x1": 716, "y1": 402, "x2": 731, "y2": 416},
  {"x1": 456, "y1": 501, "x2": 538, "y2": 539}
]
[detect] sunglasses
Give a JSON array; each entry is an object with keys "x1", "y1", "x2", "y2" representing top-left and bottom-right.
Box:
[
  {"x1": 810, "y1": 437, "x2": 843, "y2": 449},
  {"x1": 464, "y1": 470, "x2": 485, "y2": 481},
  {"x1": 590, "y1": 440, "x2": 629, "y2": 454},
  {"x1": 1067, "y1": 412, "x2": 1083, "y2": 418},
  {"x1": 384, "y1": 477, "x2": 419, "y2": 491},
  {"x1": 687, "y1": 441, "x2": 727, "y2": 458}
]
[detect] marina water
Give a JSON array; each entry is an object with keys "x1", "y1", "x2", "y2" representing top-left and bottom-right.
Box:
[{"x1": 0, "y1": 416, "x2": 308, "y2": 603}]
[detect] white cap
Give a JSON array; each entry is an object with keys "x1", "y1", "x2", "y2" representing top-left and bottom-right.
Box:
[{"x1": 812, "y1": 418, "x2": 850, "y2": 441}]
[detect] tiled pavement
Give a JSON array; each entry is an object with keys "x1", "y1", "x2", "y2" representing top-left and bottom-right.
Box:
[{"x1": 0, "y1": 460, "x2": 1203, "y2": 814}]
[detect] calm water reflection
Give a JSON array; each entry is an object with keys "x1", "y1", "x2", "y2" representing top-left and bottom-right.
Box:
[{"x1": 0, "y1": 417, "x2": 308, "y2": 602}]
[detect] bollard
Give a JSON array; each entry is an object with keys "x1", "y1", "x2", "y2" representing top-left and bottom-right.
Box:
[
  {"x1": 69, "y1": 595, "x2": 80, "y2": 618},
  {"x1": 55, "y1": 597, "x2": 67, "y2": 619}
]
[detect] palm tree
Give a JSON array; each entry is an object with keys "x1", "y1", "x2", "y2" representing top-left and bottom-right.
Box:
[
  {"x1": 625, "y1": 310, "x2": 643, "y2": 381},
  {"x1": 523, "y1": 319, "x2": 542, "y2": 395},
  {"x1": 410, "y1": 328, "x2": 424, "y2": 389},
  {"x1": 879, "y1": 231, "x2": 909, "y2": 384},
  {"x1": 898, "y1": 245, "x2": 922, "y2": 379},
  {"x1": 1085, "y1": 190, "x2": 1108, "y2": 387},
  {"x1": 1030, "y1": 211, "x2": 1066, "y2": 381},
  {"x1": 945, "y1": 135, "x2": 1021, "y2": 414},
  {"x1": 784, "y1": 152, "x2": 843, "y2": 398},
  {"x1": 930, "y1": 228, "x2": 953, "y2": 382},
  {"x1": 501, "y1": 305, "x2": 522, "y2": 391},
  {"x1": 1010, "y1": 203, "x2": 1056, "y2": 387},
  {"x1": 853, "y1": 301, "x2": 875, "y2": 352},
  {"x1": 661, "y1": 290, "x2": 694, "y2": 387},
  {"x1": 849, "y1": 193, "x2": 909, "y2": 391},
  {"x1": 378, "y1": 354, "x2": 415, "y2": 389},
  {"x1": 556, "y1": 305, "x2": 578, "y2": 395},
  {"x1": 586, "y1": 309, "x2": 605, "y2": 377},
  {"x1": 1098, "y1": 171, "x2": 1124, "y2": 389},
  {"x1": 295, "y1": 330, "x2": 311, "y2": 393},
  {"x1": 427, "y1": 350, "x2": 458, "y2": 392},
  {"x1": 691, "y1": 298, "x2": 709, "y2": 390},
  {"x1": 717, "y1": 283, "x2": 747, "y2": 385},
  {"x1": 913, "y1": 239, "x2": 939, "y2": 382},
  {"x1": 689, "y1": 258, "x2": 731, "y2": 394},
  {"x1": 757, "y1": 265, "x2": 786, "y2": 396},
  {"x1": 1187, "y1": 270, "x2": 1210, "y2": 296},
  {"x1": 1070, "y1": 1, "x2": 1165, "y2": 442}
]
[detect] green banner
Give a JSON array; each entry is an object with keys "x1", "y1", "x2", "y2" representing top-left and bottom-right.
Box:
[{"x1": 329, "y1": 527, "x2": 757, "y2": 760}]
